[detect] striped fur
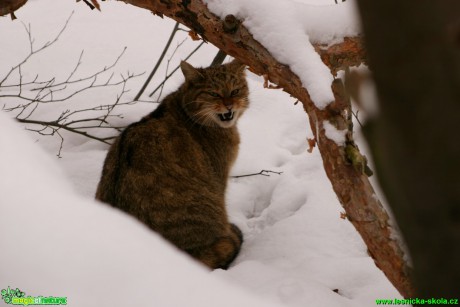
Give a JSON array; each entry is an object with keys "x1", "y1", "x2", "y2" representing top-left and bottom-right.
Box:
[{"x1": 95, "y1": 60, "x2": 248, "y2": 269}]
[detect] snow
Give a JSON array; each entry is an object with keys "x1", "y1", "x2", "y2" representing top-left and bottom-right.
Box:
[
  {"x1": 204, "y1": 0, "x2": 360, "y2": 108},
  {"x1": 0, "y1": 112, "x2": 282, "y2": 307},
  {"x1": 323, "y1": 120, "x2": 347, "y2": 146},
  {"x1": 0, "y1": 1, "x2": 402, "y2": 306}
]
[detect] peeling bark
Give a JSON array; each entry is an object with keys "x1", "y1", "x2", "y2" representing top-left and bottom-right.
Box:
[{"x1": 315, "y1": 37, "x2": 367, "y2": 77}]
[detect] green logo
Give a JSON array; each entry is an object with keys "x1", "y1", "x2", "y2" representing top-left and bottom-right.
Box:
[{"x1": 1, "y1": 287, "x2": 67, "y2": 306}]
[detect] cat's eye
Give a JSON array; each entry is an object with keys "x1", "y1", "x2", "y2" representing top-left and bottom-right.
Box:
[
  {"x1": 231, "y1": 89, "x2": 240, "y2": 96},
  {"x1": 208, "y1": 92, "x2": 220, "y2": 98}
]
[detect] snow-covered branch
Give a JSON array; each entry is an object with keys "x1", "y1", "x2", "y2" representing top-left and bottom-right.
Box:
[{"x1": 117, "y1": 0, "x2": 412, "y2": 298}]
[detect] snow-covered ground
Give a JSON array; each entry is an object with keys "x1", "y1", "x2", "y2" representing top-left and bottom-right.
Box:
[{"x1": 0, "y1": 0, "x2": 402, "y2": 306}]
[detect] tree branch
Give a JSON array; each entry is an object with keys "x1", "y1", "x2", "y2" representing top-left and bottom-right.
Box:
[
  {"x1": 17, "y1": 118, "x2": 115, "y2": 144},
  {"x1": 119, "y1": 0, "x2": 412, "y2": 297},
  {"x1": 1, "y1": 20, "x2": 142, "y2": 155},
  {"x1": 231, "y1": 170, "x2": 283, "y2": 179},
  {"x1": 0, "y1": 0, "x2": 28, "y2": 19}
]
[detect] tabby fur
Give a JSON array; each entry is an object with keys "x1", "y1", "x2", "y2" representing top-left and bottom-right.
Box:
[{"x1": 95, "y1": 60, "x2": 249, "y2": 269}]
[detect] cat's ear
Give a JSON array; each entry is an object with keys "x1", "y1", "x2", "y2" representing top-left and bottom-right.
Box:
[
  {"x1": 227, "y1": 59, "x2": 247, "y2": 75},
  {"x1": 180, "y1": 61, "x2": 204, "y2": 81}
]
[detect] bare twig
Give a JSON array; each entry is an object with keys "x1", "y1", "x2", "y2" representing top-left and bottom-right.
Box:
[
  {"x1": 148, "y1": 41, "x2": 205, "y2": 98},
  {"x1": 18, "y1": 118, "x2": 116, "y2": 144},
  {"x1": 351, "y1": 109, "x2": 364, "y2": 128},
  {"x1": 0, "y1": 11, "x2": 74, "y2": 87},
  {"x1": 231, "y1": 170, "x2": 283, "y2": 179},
  {"x1": 156, "y1": 36, "x2": 188, "y2": 101},
  {"x1": 0, "y1": 17, "x2": 142, "y2": 155}
]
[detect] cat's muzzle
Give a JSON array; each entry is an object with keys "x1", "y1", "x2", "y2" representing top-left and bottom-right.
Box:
[{"x1": 218, "y1": 110, "x2": 234, "y2": 121}]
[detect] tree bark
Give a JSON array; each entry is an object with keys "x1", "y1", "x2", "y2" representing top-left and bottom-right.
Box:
[
  {"x1": 0, "y1": 0, "x2": 28, "y2": 19},
  {"x1": 356, "y1": 0, "x2": 460, "y2": 297}
]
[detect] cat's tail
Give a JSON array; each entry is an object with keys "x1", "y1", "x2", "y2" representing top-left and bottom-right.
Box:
[{"x1": 191, "y1": 223, "x2": 243, "y2": 270}]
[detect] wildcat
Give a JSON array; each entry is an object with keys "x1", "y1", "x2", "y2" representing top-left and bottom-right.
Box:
[{"x1": 95, "y1": 60, "x2": 249, "y2": 269}]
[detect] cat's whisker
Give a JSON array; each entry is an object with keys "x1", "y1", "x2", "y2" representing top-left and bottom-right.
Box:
[{"x1": 194, "y1": 110, "x2": 218, "y2": 128}]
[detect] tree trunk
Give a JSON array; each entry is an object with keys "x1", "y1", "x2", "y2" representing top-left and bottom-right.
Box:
[{"x1": 356, "y1": 0, "x2": 460, "y2": 297}]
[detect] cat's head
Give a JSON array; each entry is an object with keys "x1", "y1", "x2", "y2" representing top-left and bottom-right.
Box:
[{"x1": 180, "y1": 60, "x2": 249, "y2": 128}]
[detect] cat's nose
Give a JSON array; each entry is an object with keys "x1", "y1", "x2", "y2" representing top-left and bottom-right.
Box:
[{"x1": 223, "y1": 98, "x2": 233, "y2": 110}]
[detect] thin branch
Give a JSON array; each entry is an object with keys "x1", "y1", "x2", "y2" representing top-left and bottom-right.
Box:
[
  {"x1": 156, "y1": 36, "x2": 188, "y2": 102},
  {"x1": 134, "y1": 21, "x2": 180, "y2": 101},
  {"x1": 1, "y1": 71, "x2": 141, "y2": 105},
  {"x1": 148, "y1": 41, "x2": 205, "y2": 98},
  {"x1": 210, "y1": 50, "x2": 227, "y2": 67},
  {"x1": 0, "y1": 11, "x2": 74, "y2": 86},
  {"x1": 352, "y1": 109, "x2": 364, "y2": 128},
  {"x1": 66, "y1": 50, "x2": 85, "y2": 82},
  {"x1": 231, "y1": 170, "x2": 283, "y2": 179},
  {"x1": 29, "y1": 47, "x2": 128, "y2": 91},
  {"x1": 0, "y1": 19, "x2": 143, "y2": 155},
  {"x1": 18, "y1": 118, "x2": 115, "y2": 144}
]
